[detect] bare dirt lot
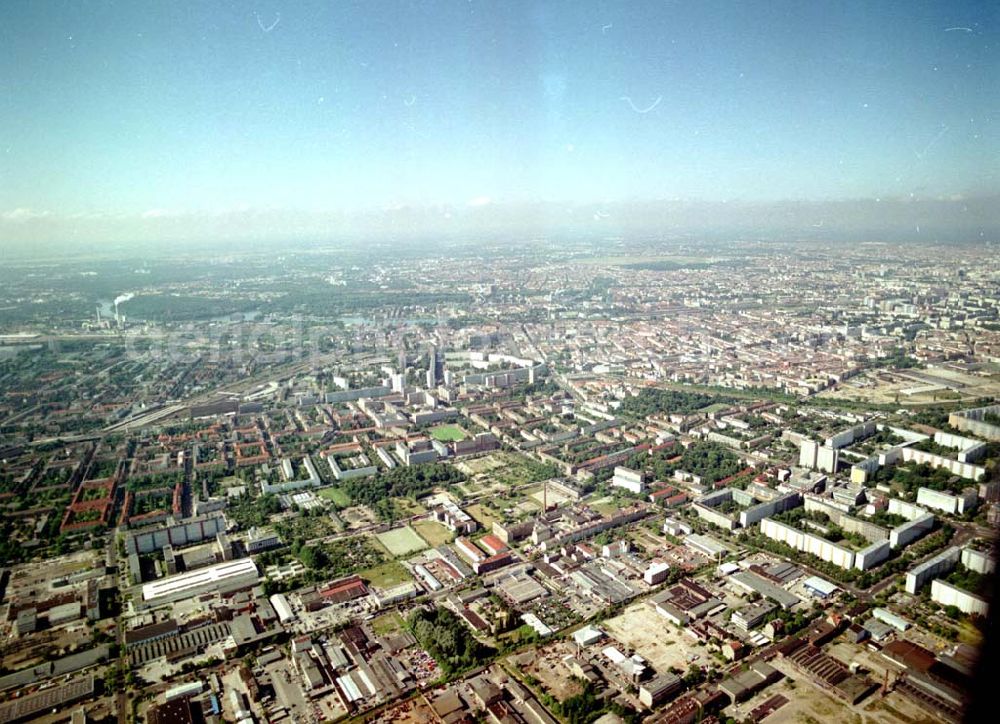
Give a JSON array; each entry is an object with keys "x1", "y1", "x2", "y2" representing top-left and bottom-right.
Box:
[
  {"x1": 601, "y1": 601, "x2": 709, "y2": 673},
  {"x1": 758, "y1": 656, "x2": 942, "y2": 724},
  {"x1": 373, "y1": 697, "x2": 436, "y2": 724},
  {"x1": 340, "y1": 504, "x2": 379, "y2": 529},
  {"x1": 816, "y1": 367, "x2": 1000, "y2": 408},
  {"x1": 526, "y1": 483, "x2": 575, "y2": 507},
  {"x1": 507, "y1": 645, "x2": 584, "y2": 702}
]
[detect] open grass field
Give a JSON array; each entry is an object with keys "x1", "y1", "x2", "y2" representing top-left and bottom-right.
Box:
[
  {"x1": 412, "y1": 519, "x2": 454, "y2": 547},
  {"x1": 466, "y1": 502, "x2": 500, "y2": 528},
  {"x1": 429, "y1": 424, "x2": 467, "y2": 442},
  {"x1": 359, "y1": 560, "x2": 413, "y2": 588},
  {"x1": 375, "y1": 525, "x2": 428, "y2": 557},
  {"x1": 370, "y1": 611, "x2": 405, "y2": 636},
  {"x1": 316, "y1": 486, "x2": 352, "y2": 507},
  {"x1": 392, "y1": 497, "x2": 426, "y2": 516},
  {"x1": 587, "y1": 495, "x2": 620, "y2": 517},
  {"x1": 456, "y1": 455, "x2": 507, "y2": 475}
]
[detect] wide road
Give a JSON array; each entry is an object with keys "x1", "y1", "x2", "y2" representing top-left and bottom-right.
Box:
[{"x1": 108, "y1": 535, "x2": 128, "y2": 724}]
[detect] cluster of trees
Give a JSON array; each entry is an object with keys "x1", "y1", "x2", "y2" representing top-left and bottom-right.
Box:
[
  {"x1": 295, "y1": 543, "x2": 331, "y2": 571},
  {"x1": 512, "y1": 456, "x2": 561, "y2": 483},
  {"x1": 911, "y1": 438, "x2": 960, "y2": 457},
  {"x1": 227, "y1": 493, "x2": 282, "y2": 528},
  {"x1": 830, "y1": 528, "x2": 874, "y2": 549},
  {"x1": 614, "y1": 445, "x2": 681, "y2": 483},
  {"x1": 864, "y1": 348, "x2": 922, "y2": 369},
  {"x1": 868, "y1": 510, "x2": 909, "y2": 528},
  {"x1": 102, "y1": 662, "x2": 132, "y2": 693},
  {"x1": 126, "y1": 470, "x2": 184, "y2": 492},
  {"x1": 408, "y1": 607, "x2": 495, "y2": 676},
  {"x1": 927, "y1": 615, "x2": 960, "y2": 639},
  {"x1": 879, "y1": 463, "x2": 969, "y2": 496},
  {"x1": 88, "y1": 458, "x2": 120, "y2": 479},
  {"x1": 749, "y1": 527, "x2": 919, "y2": 590},
  {"x1": 291, "y1": 536, "x2": 385, "y2": 582},
  {"x1": 131, "y1": 490, "x2": 173, "y2": 517},
  {"x1": 911, "y1": 526, "x2": 955, "y2": 557},
  {"x1": 261, "y1": 577, "x2": 298, "y2": 596},
  {"x1": 744, "y1": 531, "x2": 863, "y2": 585},
  {"x1": 771, "y1": 509, "x2": 869, "y2": 547},
  {"x1": 510, "y1": 379, "x2": 561, "y2": 400},
  {"x1": 619, "y1": 388, "x2": 739, "y2": 418},
  {"x1": 682, "y1": 664, "x2": 706, "y2": 687},
  {"x1": 0, "y1": 522, "x2": 28, "y2": 566},
  {"x1": 715, "y1": 499, "x2": 742, "y2": 515},
  {"x1": 677, "y1": 442, "x2": 744, "y2": 484},
  {"x1": 945, "y1": 563, "x2": 992, "y2": 598},
  {"x1": 852, "y1": 428, "x2": 905, "y2": 455},
  {"x1": 771, "y1": 508, "x2": 816, "y2": 525},
  {"x1": 854, "y1": 526, "x2": 955, "y2": 589},
  {"x1": 446, "y1": 315, "x2": 491, "y2": 330},
  {"x1": 610, "y1": 441, "x2": 742, "y2": 487},
  {"x1": 770, "y1": 604, "x2": 824, "y2": 637},
  {"x1": 909, "y1": 407, "x2": 958, "y2": 429},
  {"x1": 118, "y1": 294, "x2": 258, "y2": 322},
  {"x1": 341, "y1": 463, "x2": 466, "y2": 510},
  {"x1": 199, "y1": 467, "x2": 231, "y2": 498}
]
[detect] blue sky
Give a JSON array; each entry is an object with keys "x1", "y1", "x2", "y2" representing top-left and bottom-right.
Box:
[{"x1": 0, "y1": 0, "x2": 997, "y2": 241}]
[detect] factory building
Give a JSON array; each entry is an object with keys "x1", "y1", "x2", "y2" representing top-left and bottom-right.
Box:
[
  {"x1": 270, "y1": 594, "x2": 295, "y2": 624},
  {"x1": 141, "y1": 558, "x2": 259, "y2": 607}
]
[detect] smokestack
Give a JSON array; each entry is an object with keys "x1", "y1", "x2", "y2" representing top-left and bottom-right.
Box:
[{"x1": 112, "y1": 293, "x2": 134, "y2": 329}]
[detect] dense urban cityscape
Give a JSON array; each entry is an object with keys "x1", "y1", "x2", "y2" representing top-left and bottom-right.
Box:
[
  {"x1": 0, "y1": 236, "x2": 997, "y2": 724},
  {"x1": 2, "y1": 1, "x2": 998, "y2": 723}
]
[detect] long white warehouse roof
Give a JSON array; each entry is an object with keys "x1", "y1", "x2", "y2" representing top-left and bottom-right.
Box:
[
  {"x1": 270, "y1": 593, "x2": 295, "y2": 623},
  {"x1": 142, "y1": 558, "x2": 258, "y2": 602}
]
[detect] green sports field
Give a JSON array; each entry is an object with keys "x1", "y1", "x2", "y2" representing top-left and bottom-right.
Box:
[
  {"x1": 429, "y1": 424, "x2": 467, "y2": 442},
  {"x1": 375, "y1": 525, "x2": 428, "y2": 557}
]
